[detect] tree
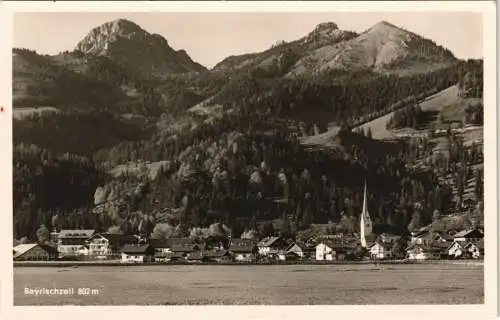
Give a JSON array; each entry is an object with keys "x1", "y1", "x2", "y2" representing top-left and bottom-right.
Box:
[
  {"x1": 36, "y1": 224, "x2": 50, "y2": 243},
  {"x1": 391, "y1": 238, "x2": 407, "y2": 259},
  {"x1": 407, "y1": 212, "x2": 421, "y2": 232},
  {"x1": 19, "y1": 237, "x2": 29, "y2": 244},
  {"x1": 366, "y1": 127, "x2": 373, "y2": 139},
  {"x1": 432, "y1": 209, "x2": 441, "y2": 222},
  {"x1": 107, "y1": 225, "x2": 124, "y2": 234}
]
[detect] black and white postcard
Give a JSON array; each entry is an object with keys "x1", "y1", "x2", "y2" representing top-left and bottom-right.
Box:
[{"x1": 0, "y1": 1, "x2": 497, "y2": 320}]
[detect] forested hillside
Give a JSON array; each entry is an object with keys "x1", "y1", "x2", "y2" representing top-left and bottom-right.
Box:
[{"x1": 12, "y1": 19, "x2": 484, "y2": 242}]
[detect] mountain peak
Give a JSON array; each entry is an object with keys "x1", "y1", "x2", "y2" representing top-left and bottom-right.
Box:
[
  {"x1": 314, "y1": 22, "x2": 339, "y2": 31},
  {"x1": 106, "y1": 18, "x2": 144, "y2": 33},
  {"x1": 304, "y1": 21, "x2": 356, "y2": 45},
  {"x1": 75, "y1": 19, "x2": 206, "y2": 76}
]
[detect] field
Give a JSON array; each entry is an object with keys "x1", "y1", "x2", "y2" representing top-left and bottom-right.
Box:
[
  {"x1": 354, "y1": 85, "x2": 461, "y2": 140},
  {"x1": 14, "y1": 263, "x2": 483, "y2": 305}
]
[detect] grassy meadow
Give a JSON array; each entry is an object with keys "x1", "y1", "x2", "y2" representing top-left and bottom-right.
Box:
[{"x1": 14, "y1": 263, "x2": 483, "y2": 305}]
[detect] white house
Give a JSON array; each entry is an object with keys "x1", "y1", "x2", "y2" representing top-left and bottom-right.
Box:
[
  {"x1": 228, "y1": 239, "x2": 257, "y2": 262},
  {"x1": 87, "y1": 233, "x2": 139, "y2": 259},
  {"x1": 465, "y1": 240, "x2": 484, "y2": 259},
  {"x1": 368, "y1": 242, "x2": 393, "y2": 260},
  {"x1": 120, "y1": 244, "x2": 155, "y2": 263},
  {"x1": 447, "y1": 241, "x2": 467, "y2": 258},
  {"x1": 406, "y1": 245, "x2": 441, "y2": 260},
  {"x1": 315, "y1": 241, "x2": 349, "y2": 261},
  {"x1": 57, "y1": 229, "x2": 95, "y2": 257},
  {"x1": 315, "y1": 242, "x2": 335, "y2": 261}
]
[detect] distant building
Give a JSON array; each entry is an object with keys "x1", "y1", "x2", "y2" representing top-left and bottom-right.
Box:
[
  {"x1": 203, "y1": 250, "x2": 232, "y2": 263},
  {"x1": 13, "y1": 243, "x2": 58, "y2": 261},
  {"x1": 57, "y1": 229, "x2": 95, "y2": 257},
  {"x1": 120, "y1": 244, "x2": 155, "y2": 263},
  {"x1": 447, "y1": 241, "x2": 468, "y2": 258},
  {"x1": 257, "y1": 236, "x2": 289, "y2": 256},
  {"x1": 368, "y1": 242, "x2": 393, "y2": 260},
  {"x1": 447, "y1": 239, "x2": 484, "y2": 259},
  {"x1": 228, "y1": 239, "x2": 258, "y2": 262},
  {"x1": 286, "y1": 243, "x2": 315, "y2": 260},
  {"x1": 315, "y1": 241, "x2": 349, "y2": 261},
  {"x1": 465, "y1": 240, "x2": 484, "y2": 259},
  {"x1": 86, "y1": 233, "x2": 139, "y2": 259},
  {"x1": 452, "y1": 229, "x2": 484, "y2": 243},
  {"x1": 406, "y1": 243, "x2": 446, "y2": 260}
]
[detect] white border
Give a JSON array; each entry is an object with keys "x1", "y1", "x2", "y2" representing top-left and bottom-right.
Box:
[{"x1": 0, "y1": 2, "x2": 497, "y2": 320}]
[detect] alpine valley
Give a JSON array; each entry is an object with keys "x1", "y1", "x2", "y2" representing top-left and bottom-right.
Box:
[{"x1": 13, "y1": 18, "x2": 483, "y2": 247}]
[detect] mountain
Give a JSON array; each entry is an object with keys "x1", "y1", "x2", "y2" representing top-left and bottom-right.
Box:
[
  {"x1": 213, "y1": 21, "x2": 456, "y2": 78},
  {"x1": 213, "y1": 22, "x2": 358, "y2": 74},
  {"x1": 12, "y1": 48, "x2": 137, "y2": 111},
  {"x1": 75, "y1": 19, "x2": 207, "y2": 77},
  {"x1": 288, "y1": 21, "x2": 456, "y2": 76}
]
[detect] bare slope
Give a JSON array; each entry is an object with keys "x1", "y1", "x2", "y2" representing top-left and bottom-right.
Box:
[
  {"x1": 354, "y1": 85, "x2": 460, "y2": 140},
  {"x1": 288, "y1": 21, "x2": 456, "y2": 77}
]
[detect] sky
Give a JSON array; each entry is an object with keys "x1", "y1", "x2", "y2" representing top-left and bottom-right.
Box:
[{"x1": 13, "y1": 12, "x2": 483, "y2": 69}]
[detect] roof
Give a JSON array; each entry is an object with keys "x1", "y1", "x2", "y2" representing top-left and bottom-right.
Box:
[
  {"x1": 258, "y1": 236, "x2": 281, "y2": 247},
  {"x1": 13, "y1": 243, "x2": 58, "y2": 259},
  {"x1": 466, "y1": 239, "x2": 484, "y2": 250},
  {"x1": 369, "y1": 241, "x2": 393, "y2": 251},
  {"x1": 59, "y1": 229, "x2": 95, "y2": 238},
  {"x1": 287, "y1": 243, "x2": 315, "y2": 252},
  {"x1": 447, "y1": 240, "x2": 469, "y2": 250},
  {"x1": 203, "y1": 250, "x2": 230, "y2": 258},
  {"x1": 317, "y1": 239, "x2": 347, "y2": 249},
  {"x1": 229, "y1": 239, "x2": 257, "y2": 253},
  {"x1": 89, "y1": 233, "x2": 138, "y2": 244},
  {"x1": 120, "y1": 244, "x2": 153, "y2": 254},
  {"x1": 13, "y1": 244, "x2": 38, "y2": 258},
  {"x1": 453, "y1": 229, "x2": 484, "y2": 239},
  {"x1": 407, "y1": 243, "x2": 447, "y2": 253},
  {"x1": 171, "y1": 244, "x2": 199, "y2": 253},
  {"x1": 378, "y1": 233, "x2": 402, "y2": 242}
]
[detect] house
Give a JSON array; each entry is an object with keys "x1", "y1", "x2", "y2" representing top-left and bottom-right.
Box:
[
  {"x1": 77, "y1": 245, "x2": 90, "y2": 256},
  {"x1": 315, "y1": 241, "x2": 349, "y2": 261},
  {"x1": 447, "y1": 241, "x2": 469, "y2": 258},
  {"x1": 203, "y1": 250, "x2": 232, "y2": 263},
  {"x1": 171, "y1": 240, "x2": 201, "y2": 259},
  {"x1": 120, "y1": 244, "x2": 155, "y2": 263},
  {"x1": 431, "y1": 231, "x2": 454, "y2": 243},
  {"x1": 286, "y1": 243, "x2": 315, "y2": 260},
  {"x1": 465, "y1": 240, "x2": 484, "y2": 259},
  {"x1": 150, "y1": 238, "x2": 193, "y2": 255},
  {"x1": 203, "y1": 235, "x2": 229, "y2": 251},
  {"x1": 377, "y1": 233, "x2": 402, "y2": 245},
  {"x1": 410, "y1": 229, "x2": 431, "y2": 246},
  {"x1": 228, "y1": 239, "x2": 258, "y2": 262},
  {"x1": 13, "y1": 243, "x2": 58, "y2": 261},
  {"x1": 57, "y1": 229, "x2": 95, "y2": 257},
  {"x1": 186, "y1": 251, "x2": 204, "y2": 263},
  {"x1": 86, "y1": 233, "x2": 139, "y2": 259},
  {"x1": 453, "y1": 229, "x2": 484, "y2": 243},
  {"x1": 406, "y1": 244, "x2": 445, "y2": 260},
  {"x1": 368, "y1": 242, "x2": 393, "y2": 260},
  {"x1": 257, "y1": 236, "x2": 289, "y2": 256}
]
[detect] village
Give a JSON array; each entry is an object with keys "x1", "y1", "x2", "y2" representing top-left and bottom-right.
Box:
[{"x1": 13, "y1": 226, "x2": 484, "y2": 264}]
